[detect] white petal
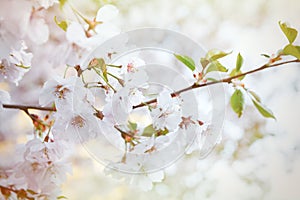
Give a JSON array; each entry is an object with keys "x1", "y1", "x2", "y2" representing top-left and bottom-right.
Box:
[
  {"x1": 66, "y1": 22, "x2": 87, "y2": 47},
  {"x1": 96, "y1": 4, "x2": 119, "y2": 22},
  {"x1": 94, "y1": 23, "x2": 120, "y2": 38}
]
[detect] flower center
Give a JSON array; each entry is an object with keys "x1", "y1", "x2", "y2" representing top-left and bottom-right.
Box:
[
  {"x1": 54, "y1": 85, "x2": 70, "y2": 99},
  {"x1": 71, "y1": 115, "x2": 85, "y2": 128}
]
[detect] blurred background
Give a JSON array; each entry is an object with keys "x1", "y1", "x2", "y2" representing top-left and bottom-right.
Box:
[{"x1": 1, "y1": 0, "x2": 300, "y2": 199}]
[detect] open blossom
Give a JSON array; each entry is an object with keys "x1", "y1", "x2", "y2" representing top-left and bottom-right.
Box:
[
  {"x1": 66, "y1": 4, "x2": 120, "y2": 49},
  {"x1": 39, "y1": 76, "x2": 77, "y2": 106},
  {"x1": 0, "y1": 41, "x2": 33, "y2": 85},
  {"x1": 52, "y1": 100, "x2": 100, "y2": 143},
  {"x1": 111, "y1": 68, "x2": 148, "y2": 124},
  {"x1": 151, "y1": 91, "x2": 182, "y2": 132},
  {"x1": 0, "y1": 139, "x2": 71, "y2": 199},
  {"x1": 18, "y1": 139, "x2": 71, "y2": 198},
  {"x1": 104, "y1": 152, "x2": 165, "y2": 191},
  {"x1": 133, "y1": 135, "x2": 171, "y2": 154},
  {"x1": 112, "y1": 86, "x2": 146, "y2": 124},
  {"x1": 39, "y1": 76, "x2": 94, "y2": 108}
]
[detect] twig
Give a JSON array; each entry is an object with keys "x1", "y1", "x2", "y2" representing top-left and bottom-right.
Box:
[{"x1": 2, "y1": 104, "x2": 56, "y2": 112}]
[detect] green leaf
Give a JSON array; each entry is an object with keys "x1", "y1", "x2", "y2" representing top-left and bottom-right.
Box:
[
  {"x1": 260, "y1": 54, "x2": 270, "y2": 58},
  {"x1": 206, "y1": 49, "x2": 231, "y2": 61},
  {"x1": 282, "y1": 44, "x2": 300, "y2": 59},
  {"x1": 205, "y1": 60, "x2": 228, "y2": 74},
  {"x1": 200, "y1": 58, "x2": 209, "y2": 69},
  {"x1": 54, "y1": 16, "x2": 68, "y2": 31},
  {"x1": 229, "y1": 68, "x2": 245, "y2": 80},
  {"x1": 279, "y1": 21, "x2": 298, "y2": 44},
  {"x1": 89, "y1": 58, "x2": 108, "y2": 81},
  {"x1": 142, "y1": 124, "x2": 156, "y2": 137},
  {"x1": 174, "y1": 54, "x2": 196, "y2": 71},
  {"x1": 127, "y1": 121, "x2": 137, "y2": 131},
  {"x1": 230, "y1": 89, "x2": 244, "y2": 117},
  {"x1": 236, "y1": 53, "x2": 243, "y2": 71},
  {"x1": 230, "y1": 69, "x2": 245, "y2": 80},
  {"x1": 248, "y1": 90, "x2": 261, "y2": 102},
  {"x1": 251, "y1": 99, "x2": 275, "y2": 119},
  {"x1": 206, "y1": 77, "x2": 218, "y2": 82}
]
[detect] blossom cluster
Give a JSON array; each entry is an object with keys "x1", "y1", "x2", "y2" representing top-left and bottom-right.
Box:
[{"x1": 0, "y1": 0, "x2": 210, "y2": 198}]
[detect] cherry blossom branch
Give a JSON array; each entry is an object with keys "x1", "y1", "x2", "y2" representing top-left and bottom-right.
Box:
[
  {"x1": 1, "y1": 59, "x2": 299, "y2": 112},
  {"x1": 133, "y1": 59, "x2": 300, "y2": 109}
]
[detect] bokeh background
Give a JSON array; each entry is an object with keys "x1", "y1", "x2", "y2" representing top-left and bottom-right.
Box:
[{"x1": 1, "y1": 0, "x2": 300, "y2": 199}]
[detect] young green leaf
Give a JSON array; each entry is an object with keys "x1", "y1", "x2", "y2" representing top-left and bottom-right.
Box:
[
  {"x1": 200, "y1": 57, "x2": 209, "y2": 69},
  {"x1": 282, "y1": 44, "x2": 300, "y2": 59},
  {"x1": 229, "y1": 68, "x2": 245, "y2": 80},
  {"x1": 99, "y1": 59, "x2": 108, "y2": 82},
  {"x1": 205, "y1": 60, "x2": 228, "y2": 74},
  {"x1": 206, "y1": 77, "x2": 218, "y2": 82},
  {"x1": 279, "y1": 21, "x2": 298, "y2": 44},
  {"x1": 260, "y1": 54, "x2": 270, "y2": 58},
  {"x1": 174, "y1": 54, "x2": 196, "y2": 71},
  {"x1": 251, "y1": 99, "x2": 275, "y2": 119},
  {"x1": 142, "y1": 124, "x2": 156, "y2": 137},
  {"x1": 230, "y1": 89, "x2": 244, "y2": 117},
  {"x1": 248, "y1": 90, "x2": 261, "y2": 102},
  {"x1": 236, "y1": 53, "x2": 243, "y2": 71},
  {"x1": 206, "y1": 49, "x2": 231, "y2": 61},
  {"x1": 54, "y1": 16, "x2": 68, "y2": 31},
  {"x1": 127, "y1": 121, "x2": 137, "y2": 131}
]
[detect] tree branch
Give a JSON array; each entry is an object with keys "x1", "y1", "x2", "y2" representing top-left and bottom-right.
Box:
[
  {"x1": 133, "y1": 59, "x2": 300, "y2": 109},
  {"x1": 2, "y1": 104, "x2": 56, "y2": 112}
]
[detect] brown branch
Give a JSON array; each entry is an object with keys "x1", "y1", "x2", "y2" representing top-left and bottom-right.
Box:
[
  {"x1": 133, "y1": 59, "x2": 300, "y2": 109},
  {"x1": 2, "y1": 104, "x2": 56, "y2": 112}
]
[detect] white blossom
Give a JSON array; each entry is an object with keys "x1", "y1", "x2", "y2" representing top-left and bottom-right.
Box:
[
  {"x1": 0, "y1": 139, "x2": 71, "y2": 199},
  {"x1": 66, "y1": 4, "x2": 120, "y2": 49},
  {"x1": 39, "y1": 76, "x2": 94, "y2": 109},
  {"x1": 104, "y1": 153, "x2": 165, "y2": 191},
  {"x1": 52, "y1": 100, "x2": 100, "y2": 143},
  {"x1": 0, "y1": 41, "x2": 33, "y2": 85},
  {"x1": 151, "y1": 91, "x2": 182, "y2": 132}
]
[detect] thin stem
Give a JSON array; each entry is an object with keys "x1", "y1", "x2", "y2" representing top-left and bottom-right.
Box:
[
  {"x1": 133, "y1": 59, "x2": 300, "y2": 109},
  {"x1": 92, "y1": 67, "x2": 117, "y2": 92},
  {"x1": 107, "y1": 64, "x2": 122, "y2": 68}
]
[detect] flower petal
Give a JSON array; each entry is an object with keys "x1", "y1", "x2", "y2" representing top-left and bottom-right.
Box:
[{"x1": 96, "y1": 4, "x2": 119, "y2": 22}]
